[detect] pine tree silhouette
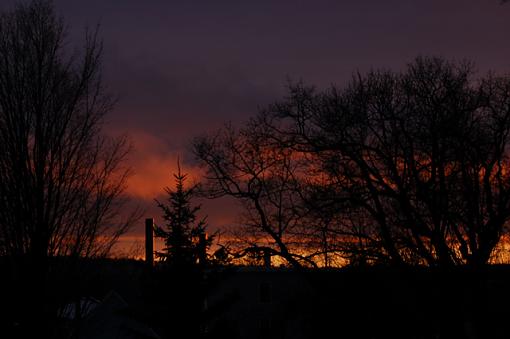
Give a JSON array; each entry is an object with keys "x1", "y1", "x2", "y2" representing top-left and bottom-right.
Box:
[
  {"x1": 155, "y1": 160, "x2": 211, "y2": 268},
  {"x1": 149, "y1": 161, "x2": 213, "y2": 339}
]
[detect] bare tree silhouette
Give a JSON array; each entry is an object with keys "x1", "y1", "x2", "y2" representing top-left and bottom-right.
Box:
[
  {"x1": 0, "y1": 1, "x2": 138, "y2": 336},
  {"x1": 193, "y1": 58, "x2": 510, "y2": 339},
  {"x1": 258, "y1": 57, "x2": 510, "y2": 268},
  {"x1": 195, "y1": 57, "x2": 510, "y2": 270},
  {"x1": 194, "y1": 123, "x2": 326, "y2": 268}
]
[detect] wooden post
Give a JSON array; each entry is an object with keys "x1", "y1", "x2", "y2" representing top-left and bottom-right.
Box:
[{"x1": 145, "y1": 218, "x2": 154, "y2": 267}]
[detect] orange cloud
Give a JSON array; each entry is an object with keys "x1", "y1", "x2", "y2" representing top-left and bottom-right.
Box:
[
  {"x1": 122, "y1": 129, "x2": 202, "y2": 200},
  {"x1": 105, "y1": 128, "x2": 242, "y2": 258}
]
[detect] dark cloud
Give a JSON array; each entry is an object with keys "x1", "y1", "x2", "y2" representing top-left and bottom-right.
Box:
[{"x1": 49, "y1": 1, "x2": 510, "y2": 138}]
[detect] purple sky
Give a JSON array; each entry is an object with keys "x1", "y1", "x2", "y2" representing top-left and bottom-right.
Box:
[{"x1": 2, "y1": 0, "x2": 510, "y2": 255}]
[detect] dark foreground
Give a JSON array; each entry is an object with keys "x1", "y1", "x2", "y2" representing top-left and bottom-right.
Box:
[{"x1": 0, "y1": 258, "x2": 508, "y2": 339}]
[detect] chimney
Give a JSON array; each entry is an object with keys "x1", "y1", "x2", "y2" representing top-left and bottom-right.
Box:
[
  {"x1": 263, "y1": 248, "x2": 271, "y2": 269},
  {"x1": 198, "y1": 233, "x2": 207, "y2": 266},
  {"x1": 145, "y1": 218, "x2": 154, "y2": 267}
]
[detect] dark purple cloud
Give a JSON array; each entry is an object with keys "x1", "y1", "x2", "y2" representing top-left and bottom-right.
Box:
[{"x1": 46, "y1": 0, "x2": 510, "y2": 139}]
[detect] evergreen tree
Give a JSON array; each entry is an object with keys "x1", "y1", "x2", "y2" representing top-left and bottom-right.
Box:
[
  {"x1": 155, "y1": 161, "x2": 211, "y2": 268},
  {"x1": 149, "y1": 162, "x2": 214, "y2": 339}
]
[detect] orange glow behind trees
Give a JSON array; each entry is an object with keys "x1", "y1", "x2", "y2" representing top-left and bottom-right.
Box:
[
  {"x1": 118, "y1": 58, "x2": 510, "y2": 269},
  {"x1": 192, "y1": 57, "x2": 510, "y2": 268}
]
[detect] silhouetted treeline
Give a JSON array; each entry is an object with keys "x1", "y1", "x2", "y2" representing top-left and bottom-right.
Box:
[{"x1": 194, "y1": 57, "x2": 510, "y2": 270}]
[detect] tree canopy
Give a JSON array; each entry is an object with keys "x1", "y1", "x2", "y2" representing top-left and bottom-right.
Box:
[
  {"x1": 195, "y1": 57, "x2": 510, "y2": 268},
  {"x1": 0, "y1": 1, "x2": 136, "y2": 336}
]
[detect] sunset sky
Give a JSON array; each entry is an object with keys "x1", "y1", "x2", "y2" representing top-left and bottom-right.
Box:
[{"x1": 3, "y1": 0, "x2": 510, "y2": 255}]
